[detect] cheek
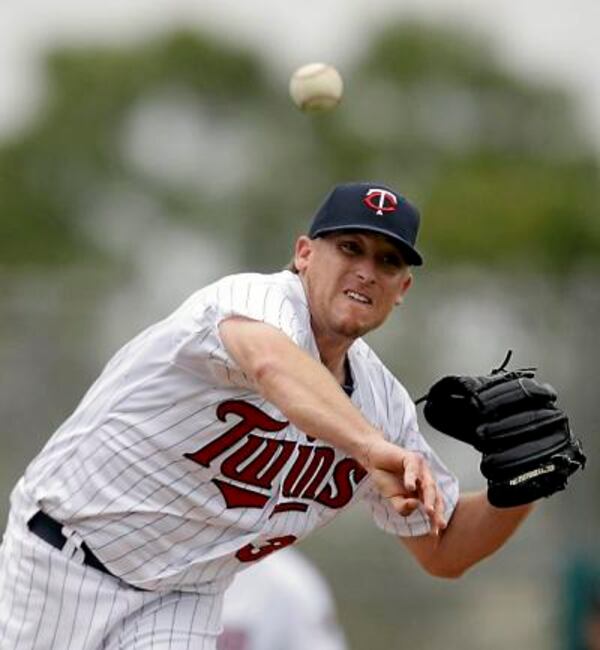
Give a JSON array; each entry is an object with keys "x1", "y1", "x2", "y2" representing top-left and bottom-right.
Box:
[
  {"x1": 381, "y1": 287, "x2": 403, "y2": 313},
  {"x1": 377, "y1": 300, "x2": 396, "y2": 323},
  {"x1": 390, "y1": 275, "x2": 410, "y2": 302},
  {"x1": 306, "y1": 269, "x2": 336, "y2": 306},
  {"x1": 313, "y1": 265, "x2": 341, "y2": 291}
]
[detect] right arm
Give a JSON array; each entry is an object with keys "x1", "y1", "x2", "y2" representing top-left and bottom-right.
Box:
[{"x1": 218, "y1": 316, "x2": 446, "y2": 534}]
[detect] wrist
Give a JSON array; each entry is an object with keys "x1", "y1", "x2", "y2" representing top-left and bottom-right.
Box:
[{"x1": 353, "y1": 429, "x2": 384, "y2": 469}]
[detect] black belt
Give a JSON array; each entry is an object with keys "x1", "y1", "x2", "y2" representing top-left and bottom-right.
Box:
[{"x1": 27, "y1": 511, "x2": 113, "y2": 577}]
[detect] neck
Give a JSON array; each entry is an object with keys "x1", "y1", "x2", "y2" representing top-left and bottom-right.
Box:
[
  {"x1": 297, "y1": 272, "x2": 355, "y2": 383},
  {"x1": 314, "y1": 331, "x2": 353, "y2": 384}
]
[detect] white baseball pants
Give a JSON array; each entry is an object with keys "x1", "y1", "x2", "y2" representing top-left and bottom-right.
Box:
[{"x1": 0, "y1": 509, "x2": 224, "y2": 649}]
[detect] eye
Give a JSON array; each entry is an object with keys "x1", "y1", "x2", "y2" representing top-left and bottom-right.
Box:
[
  {"x1": 339, "y1": 240, "x2": 361, "y2": 255},
  {"x1": 381, "y1": 253, "x2": 403, "y2": 269}
]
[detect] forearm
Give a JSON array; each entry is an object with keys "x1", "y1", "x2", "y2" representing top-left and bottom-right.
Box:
[
  {"x1": 258, "y1": 350, "x2": 378, "y2": 458},
  {"x1": 219, "y1": 317, "x2": 449, "y2": 533},
  {"x1": 219, "y1": 318, "x2": 380, "y2": 461},
  {"x1": 403, "y1": 491, "x2": 533, "y2": 578},
  {"x1": 440, "y1": 492, "x2": 532, "y2": 575}
]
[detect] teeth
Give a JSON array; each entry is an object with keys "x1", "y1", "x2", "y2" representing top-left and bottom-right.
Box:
[{"x1": 346, "y1": 290, "x2": 371, "y2": 304}]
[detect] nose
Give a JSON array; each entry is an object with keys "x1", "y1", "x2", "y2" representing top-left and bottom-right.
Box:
[{"x1": 355, "y1": 257, "x2": 376, "y2": 284}]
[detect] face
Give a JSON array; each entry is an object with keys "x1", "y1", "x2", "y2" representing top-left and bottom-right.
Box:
[{"x1": 294, "y1": 231, "x2": 413, "y2": 342}]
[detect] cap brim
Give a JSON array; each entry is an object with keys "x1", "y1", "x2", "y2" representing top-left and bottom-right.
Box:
[{"x1": 311, "y1": 225, "x2": 423, "y2": 266}]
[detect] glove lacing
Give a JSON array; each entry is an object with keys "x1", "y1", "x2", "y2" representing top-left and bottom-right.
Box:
[{"x1": 415, "y1": 349, "x2": 536, "y2": 405}]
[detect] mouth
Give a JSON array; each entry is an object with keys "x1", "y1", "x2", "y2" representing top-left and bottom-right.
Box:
[{"x1": 344, "y1": 289, "x2": 372, "y2": 305}]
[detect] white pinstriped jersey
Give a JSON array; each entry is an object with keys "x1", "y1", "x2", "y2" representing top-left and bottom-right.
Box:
[{"x1": 13, "y1": 271, "x2": 458, "y2": 592}]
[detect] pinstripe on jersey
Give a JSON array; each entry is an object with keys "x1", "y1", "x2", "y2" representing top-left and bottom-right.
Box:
[
  {"x1": 0, "y1": 504, "x2": 224, "y2": 649},
  {"x1": 7, "y1": 271, "x2": 458, "y2": 595}
]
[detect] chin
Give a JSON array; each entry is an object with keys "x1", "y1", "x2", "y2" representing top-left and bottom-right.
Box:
[{"x1": 333, "y1": 318, "x2": 372, "y2": 339}]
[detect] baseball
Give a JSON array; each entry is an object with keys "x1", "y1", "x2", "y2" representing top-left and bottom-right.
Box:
[{"x1": 289, "y1": 63, "x2": 344, "y2": 113}]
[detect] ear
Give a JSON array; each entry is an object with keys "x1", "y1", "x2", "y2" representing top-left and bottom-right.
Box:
[
  {"x1": 294, "y1": 236, "x2": 313, "y2": 274},
  {"x1": 395, "y1": 271, "x2": 413, "y2": 305}
]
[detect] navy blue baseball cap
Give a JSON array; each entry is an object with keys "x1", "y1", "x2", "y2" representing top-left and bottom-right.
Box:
[{"x1": 309, "y1": 182, "x2": 423, "y2": 266}]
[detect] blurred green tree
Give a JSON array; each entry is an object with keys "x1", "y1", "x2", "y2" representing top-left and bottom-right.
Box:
[
  {"x1": 317, "y1": 22, "x2": 600, "y2": 270},
  {"x1": 0, "y1": 22, "x2": 598, "y2": 272},
  {"x1": 0, "y1": 30, "x2": 267, "y2": 268}
]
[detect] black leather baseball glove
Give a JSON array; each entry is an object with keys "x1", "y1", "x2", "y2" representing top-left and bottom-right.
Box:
[{"x1": 417, "y1": 351, "x2": 586, "y2": 508}]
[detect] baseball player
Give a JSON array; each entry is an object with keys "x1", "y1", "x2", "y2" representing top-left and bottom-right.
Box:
[
  {"x1": 217, "y1": 548, "x2": 347, "y2": 650},
  {"x1": 0, "y1": 181, "x2": 580, "y2": 649}
]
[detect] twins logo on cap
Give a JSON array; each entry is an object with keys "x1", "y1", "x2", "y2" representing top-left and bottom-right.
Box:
[{"x1": 363, "y1": 188, "x2": 398, "y2": 216}]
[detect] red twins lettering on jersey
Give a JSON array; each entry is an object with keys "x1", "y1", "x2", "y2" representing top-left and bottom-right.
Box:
[{"x1": 184, "y1": 400, "x2": 367, "y2": 511}]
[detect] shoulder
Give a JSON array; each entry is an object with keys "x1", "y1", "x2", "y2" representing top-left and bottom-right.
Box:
[
  {"x1": 212, "y1": 270, "x2": 302, "y2": 291},
  {"x1": 180, "y1": 270, "x2": 312, "y2": 349},
  {"x1": 175, "y1": 271, "x2": 307, "y2": 318},
  {"x1": 205, "y1": 271, "x2": 306, "y2": 305}
]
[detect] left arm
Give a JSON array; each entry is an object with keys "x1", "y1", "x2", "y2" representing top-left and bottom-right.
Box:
[
  {"x1": 400, "y1": 491, "x2": 533, "y2": 579},
  {"x1": 405, "y1": 359, "x2": 584, "y2": 577}
]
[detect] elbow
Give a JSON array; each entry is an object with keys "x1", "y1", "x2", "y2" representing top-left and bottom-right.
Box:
[
  {"x1": 252, "y1": 354, "x2": 282, "y2": 390},
  {"x1": 420, "y1": 558, "x2": 472, "y2": 580},
  {"x1": 426, "y1": 564, "x2": 468, "y2": 580}
]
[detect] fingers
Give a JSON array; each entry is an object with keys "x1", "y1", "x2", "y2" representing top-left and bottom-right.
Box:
[
  {"x1": 364, "y1": 439, "x2": 447, "y2": 536},
  {"x1": 389, "y1": 496, "x2": 421, "y2": 516},
  {"x1": 416, "y1": 461, "x2": 447, "y2": 537},
  {"x1": 370, "y1": 469, "x2": 406, "y2": 498},
  {"x1": 403, "y1": 458, "x2": 418, "y2": 493},
  {"x1": 428, "y1": 487, "x2": 447, "y2": 537},
  {"x1": 388, "y1": 483, "x2": 445, "y2": 536},
  {"x1": 379, "y1": 448, "x2": 447, "y2": 536}
]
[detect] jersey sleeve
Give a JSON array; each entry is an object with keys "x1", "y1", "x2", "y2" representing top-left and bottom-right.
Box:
[
  {"x1": 363, "y1": 387, "x2": 459, "y2": 538},
  {"x1": 208, "y1": 273, "x2": 305, "y2": 345},
  {"x1": 172, "y1": 273, "x2": 311, "y2": 389}
]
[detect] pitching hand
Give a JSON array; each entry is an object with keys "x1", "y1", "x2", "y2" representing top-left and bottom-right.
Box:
[{"x1": 361, "y1": 437, "x2": 447, "y2": 536}]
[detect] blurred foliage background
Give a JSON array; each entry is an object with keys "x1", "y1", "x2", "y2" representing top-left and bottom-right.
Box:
[{"x1": 1, "y1": 19, "x2": 598, "y2": 650}]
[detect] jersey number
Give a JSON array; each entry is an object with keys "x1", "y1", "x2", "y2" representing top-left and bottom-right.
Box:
[{"x1": 235, "y1": 535, "x2": 297, "y2": 563}]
